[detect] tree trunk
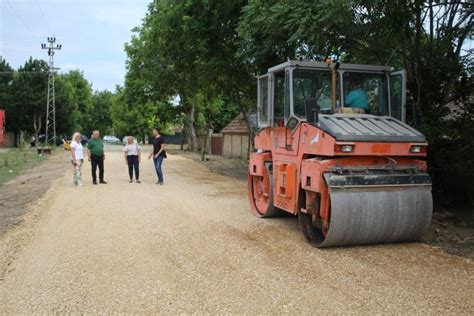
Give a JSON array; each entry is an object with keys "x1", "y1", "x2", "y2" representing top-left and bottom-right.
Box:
[
  {"x1": 187, "y1": 102, "x2": 199, "y2": 152},
  {"x1": 17, "y1": 130, "x2": 25, "y2": 147},
  {"x1": 180, "y1": 128, "x2": 186, "y2": 150},
  {"x1": 32, "y1": 113, "x2": 41, "y2": 147},
  {"x1": 178, "y1": 93, "x2": 199, "y2": 152},
  {"x1": 200, "y1": 128, "x2": 212, "y2": 161}
]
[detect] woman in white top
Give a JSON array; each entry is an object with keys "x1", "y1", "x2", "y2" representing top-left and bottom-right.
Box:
[
  {"x1": 123, "y1": 136, "x2": 141, "y2": 183},
  {"x1": 70, "y1": 132, "x2": 84, "y2": 186}
]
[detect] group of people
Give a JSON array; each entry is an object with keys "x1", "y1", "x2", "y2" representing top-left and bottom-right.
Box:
[{"x1": 69, "y1": 128, "x2": 166, "y2": 187}]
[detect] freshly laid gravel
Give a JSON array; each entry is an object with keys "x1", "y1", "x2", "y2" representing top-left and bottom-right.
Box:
[{"x1": 0, "y1": 147, "x2": 473, "y2": 313}]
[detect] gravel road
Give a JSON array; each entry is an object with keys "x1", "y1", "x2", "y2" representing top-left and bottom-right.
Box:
[{"x1": 1, "y1": 146, "x2": 473, "y2": 313}]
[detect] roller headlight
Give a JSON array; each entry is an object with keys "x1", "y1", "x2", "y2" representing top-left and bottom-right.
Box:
[
  {"x1": 335, "y1": 144, "x2": 354, "y2": 153},
  {"x1": 341, "y1": 145, "x2": 353, "y2": 152}
]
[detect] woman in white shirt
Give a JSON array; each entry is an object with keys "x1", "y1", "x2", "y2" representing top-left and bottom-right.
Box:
[
  {"x1": 123, "y1": 136, "x2": 141, "y2": 183},
  {"x1": 70, "y1": 132, "x2": 84, "y2": 187}
]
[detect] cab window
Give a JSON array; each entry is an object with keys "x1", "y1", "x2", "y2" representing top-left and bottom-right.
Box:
[
  {"x1": 273, "y1": 71, "x2": 286, "y2": 126},
  {"x1": 343, "y1": 72, "x2": 388, "y2": 115},
  {"x1": 257, "y1": 76, "x2": 269, "y2": 125},
  {"x1": 292, "y1": 69, "x2": 333, "y2": 118}
]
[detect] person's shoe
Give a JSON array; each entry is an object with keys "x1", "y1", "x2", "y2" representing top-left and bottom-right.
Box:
[
  {"x1": 77, "y1": 182, "x2": 84, "y2": 187},
  {"x1": 93, "y1": 181, "x2": 97, "y2": 185},
  {"x1": 159, "y1": 182, "x2": 164, "y2": 186},
  {"x1": 136, "y1": 180, "x2": 141, "y2": 183},
  {"x1": 129, "y1": 179, "x2": 133, "y2": 183},
  {"x1": 99, "y1": 180, "x2": 108, "y2": 184}
]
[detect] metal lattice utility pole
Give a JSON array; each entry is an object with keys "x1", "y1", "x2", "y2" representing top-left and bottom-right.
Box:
[{"x1": 41, "y1": 37, "x2": 61, "y2": 147}]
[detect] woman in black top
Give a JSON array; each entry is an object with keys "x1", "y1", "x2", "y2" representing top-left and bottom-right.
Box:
[{"x1": 148, "y1": 128, "x2": 165, "y2": 185}]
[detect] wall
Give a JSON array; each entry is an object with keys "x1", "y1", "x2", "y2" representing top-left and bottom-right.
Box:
[
  {"x1": 211, "y1": 133, "x2": 223, "y2": 155},
  {"x1": 197, "y1": 132, "x2": 212, "y2": 154},
  {"x1": 222, "y1": 133, "x2": 249, "y2": 159},
  {"x1": 0, "y1": 132, "x2": 15, "y2": 147}
]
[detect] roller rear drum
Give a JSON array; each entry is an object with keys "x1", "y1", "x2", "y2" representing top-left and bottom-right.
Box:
[{"x1": 300, "y1": 187, "x2": 433, "y2": 247}]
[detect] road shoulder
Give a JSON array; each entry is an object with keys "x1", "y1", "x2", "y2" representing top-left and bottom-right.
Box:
[{"x1": 0, "y1": 150, "x2": 67, "y2": 236}]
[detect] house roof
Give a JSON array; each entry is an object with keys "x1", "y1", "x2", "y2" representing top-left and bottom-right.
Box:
[{"x1": 220, "y1": 113, "x2": 249, "y2": 134}]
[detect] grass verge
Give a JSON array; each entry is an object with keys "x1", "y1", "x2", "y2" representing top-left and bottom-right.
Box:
[{"x1": 0, "y1": 147, "x2": 48, "y2": 185}]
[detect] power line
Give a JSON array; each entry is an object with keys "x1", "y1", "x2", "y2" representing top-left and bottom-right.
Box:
[
  {"x1": 33, "y1": 0, "x2": 54, "y2": 35},
  {"x1": 0, "y1": 71, "x2": 47, "y2": 75},
  {"x1": 4, "y1": 0, "x2": 36, "y2": 34},
  {"x1": 41, "y1": 36, "x2": 62, "y2": 147}
]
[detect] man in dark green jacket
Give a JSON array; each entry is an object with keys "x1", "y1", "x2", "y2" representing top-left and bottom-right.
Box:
[{"x1": 87, "y1": 130, "x2": 107, "y2": 185}]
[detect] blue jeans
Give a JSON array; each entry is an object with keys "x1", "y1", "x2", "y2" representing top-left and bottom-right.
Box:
[{"x1": 153, "y1": 155, "x2": 164, "y2": 183}]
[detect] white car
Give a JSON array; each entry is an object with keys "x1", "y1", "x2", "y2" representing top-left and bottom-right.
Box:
[
  {"x1": 103, "y1": 135, "x2": 120, "y2": 144},
  {"x1": 122, "y1": 136, "x2": 134, "y2": 144}
]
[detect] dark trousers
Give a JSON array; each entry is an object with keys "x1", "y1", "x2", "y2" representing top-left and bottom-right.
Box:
[
  {"x1": 153, "y1": 155, "x2": 164, "y2": 183},
  {"x1": 91, "y1": 154, "x2": 104, "y2": 182},
  {"x1": 127, "y1": 155, "x2": 139, "y2": 180}
]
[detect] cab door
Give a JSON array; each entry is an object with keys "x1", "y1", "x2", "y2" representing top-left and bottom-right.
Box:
[
  {"x1": 390, "y1": 70, "x2": 407, "y2": 122},
  {"x1": 271, "y1": 68, "x2": 299, "y2": 214}
]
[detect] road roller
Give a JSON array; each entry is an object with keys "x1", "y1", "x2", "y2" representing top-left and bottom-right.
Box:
[{"x1": 248, "y1": 60, "x2": 433, "y2": 247}]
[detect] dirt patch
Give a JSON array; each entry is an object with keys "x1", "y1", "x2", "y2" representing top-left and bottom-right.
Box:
[
  {"x1": 0, "y1": 151, "x2": 66, "y2": 236},
  {"x1": 422, "y1": 209, "x2": 474, "y2": 259},
  {"x1": 172, "y1": 148, "x2": 474, "y2": 259},
  {"x1": 1, "y1": 150, "x2": 473, "y2": 313},
  {"x1": 166, "y1": 147, "x2": 248, "y2": 181}
]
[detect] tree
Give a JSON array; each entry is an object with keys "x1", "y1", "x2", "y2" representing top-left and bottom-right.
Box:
[
  {"x1": 55, "y1": 74, "x2": 78, "y2": 137},
  {"x1": 2, "y1": 59, "x2": 114, "y2": 145},
  {"x1": 0, "y1": 57, "x2": 13, "y2": 109},
  {"x1": 124, "y1": 0, "x2": 253, "y2": 156},
  {"x1": 61, "y1": 70, "x2": 94, "y2": 135},
  {"x1": 90, "y1": 90, "x2": 114, "y2": 135},
  {"x1": 7, "y1": 58, "x2": 48, "y2": 144}
]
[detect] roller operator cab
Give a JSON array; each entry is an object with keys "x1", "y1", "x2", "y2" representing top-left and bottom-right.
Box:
[{"x1": 248, "y1": 60, "x2": 433, "y2": 247}]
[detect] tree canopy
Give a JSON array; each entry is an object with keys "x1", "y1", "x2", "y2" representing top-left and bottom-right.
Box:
[{"x1": 0, "y1": 57, "x2": 114, "y2": 142}]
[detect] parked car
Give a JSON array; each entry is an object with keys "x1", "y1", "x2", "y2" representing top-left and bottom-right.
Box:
[
  {"x1": 38, "y1": 134, "x2": 64, "y2": 146},
  {"x1": 103, "y1": 135, "x2": 120, "y2": 144},
  {"x1": 63, "y1": 139, "x2": 71, "y2": 151},
  {"x1": 80, "y1": 135, "x2": 88, "y2": 146},
  {"x1": 122, "y1": 136, "x2": 139, "y2": 144}
]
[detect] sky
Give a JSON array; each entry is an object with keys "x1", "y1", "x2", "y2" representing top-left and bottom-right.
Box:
[{"x1": 0, "y1": 0, "x2": 150, "y2": 91}]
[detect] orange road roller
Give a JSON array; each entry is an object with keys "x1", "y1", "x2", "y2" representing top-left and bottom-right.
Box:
[{"x1": 248, "y1": 60, "x2": 432, "y2": 247}]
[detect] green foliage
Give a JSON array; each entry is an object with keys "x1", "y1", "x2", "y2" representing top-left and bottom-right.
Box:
[
  {"x1": 6, "y1": 58, "x2": 48, "y2": 134},
  {"x1": 60, "y1": 70, "x2": 93, "y2": 134},
  {"x1": 110, "y1": 85, "x2": 178, "y2": 141},
  {"x1": 0, "y1": 58, "x2": 115, "y2": 141},
  {"x1": 0, "y1": 57, "x2": 13, "y2": 107},
  {"x1": 54, "y1": 73, "x2": 80, "y2": 137},
  {"x1": 89, "y1": 90, "x2": 114, "y2": 135},
  {"x1": 122, "y1": 0, "x2": 253, "y2": 152}
]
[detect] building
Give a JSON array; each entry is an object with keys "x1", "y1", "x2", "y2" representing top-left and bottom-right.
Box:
[{"x1": 218, "y1": 113, "x2": 250, "y2": 158}]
